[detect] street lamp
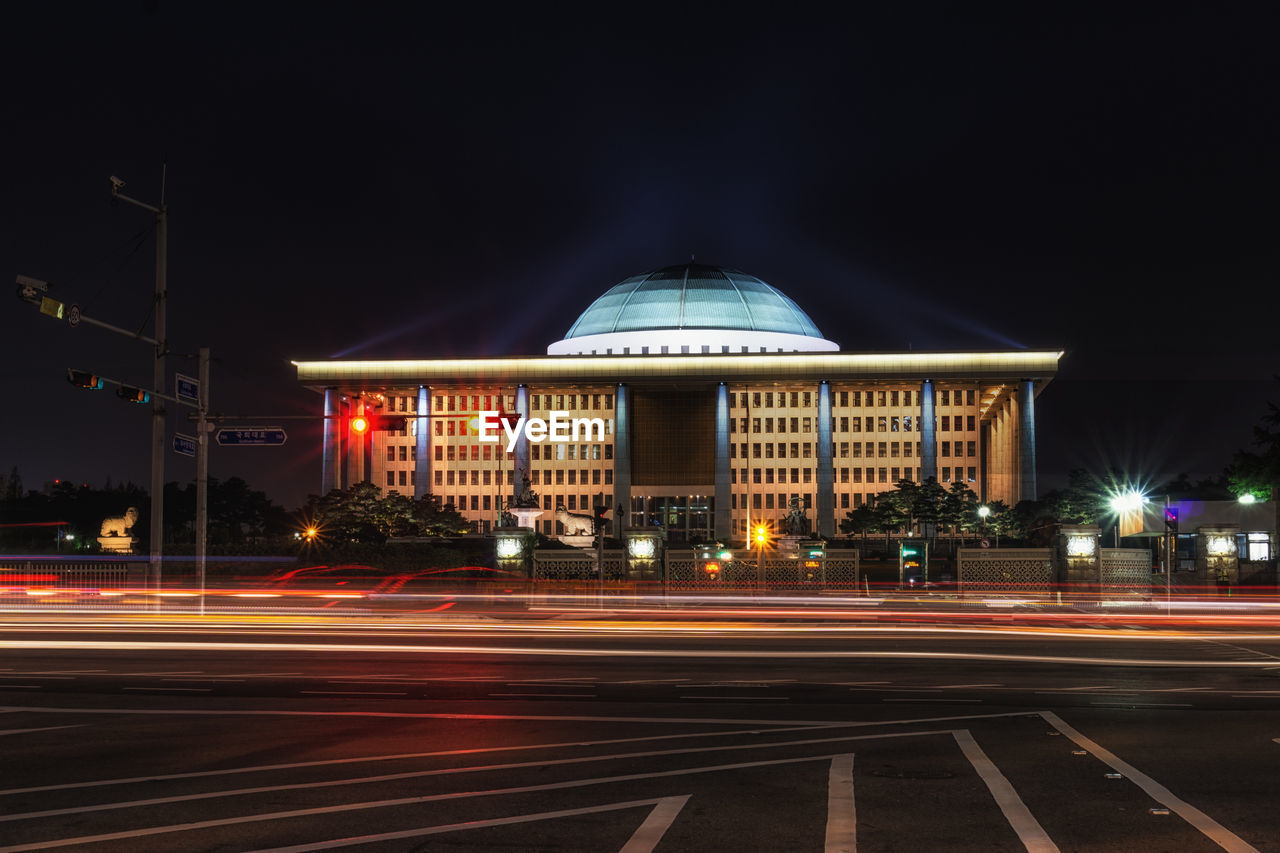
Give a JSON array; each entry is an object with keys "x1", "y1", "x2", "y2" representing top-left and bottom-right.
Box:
[
  {"x1": 977, "y1": 505, "x2": 993, "y2": 547},
  {"x1": 754, "y1": 523, "x2": 769, "y2": 587},
  {"x1": 1108, "y1": 490, "x2": 1145, "y2": 547}
]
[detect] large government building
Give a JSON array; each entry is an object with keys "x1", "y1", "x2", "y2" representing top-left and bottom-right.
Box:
[{"x1": 294, "y1": 263, "x2": 1060, "y2": 542}]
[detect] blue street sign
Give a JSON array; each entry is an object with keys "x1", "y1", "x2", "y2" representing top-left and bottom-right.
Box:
[
  {"x1": 172, "y1": 433, "x2": 198, "y2": 457},
  {"x1": 175, "y1": 373, "x2": 200, "y2": 405},
  {"x1": 216, "y1": 427, "x2": 287, "y2": 447}
]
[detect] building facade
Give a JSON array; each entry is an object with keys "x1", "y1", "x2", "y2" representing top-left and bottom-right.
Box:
[{"x1": 295, "y1": 264, "x2": 1060, "y2": 542}]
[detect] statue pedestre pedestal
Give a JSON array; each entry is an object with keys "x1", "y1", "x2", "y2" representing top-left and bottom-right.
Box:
[
  {"x1": 507, "y1": 508, "x2": 543, "y2": 530},
  {"x1": 97, "y1": 506, "x2": 140, "y2": 556},
  {"x1": 97, "y1": 536, "x2": 135, "y2": 555}
]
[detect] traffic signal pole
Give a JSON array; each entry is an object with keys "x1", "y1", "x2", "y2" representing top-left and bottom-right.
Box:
[
  {"x1": 196, "y1": 347, "x2": 209, "y2": 614},
  {"x1": 111, "y1": 173, "x2": 167, "y2": 590}
]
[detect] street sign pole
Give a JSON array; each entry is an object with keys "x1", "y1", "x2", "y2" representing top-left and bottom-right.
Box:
[{"x1": 196, "y1": 347, "x2": 209, "y2": 615}]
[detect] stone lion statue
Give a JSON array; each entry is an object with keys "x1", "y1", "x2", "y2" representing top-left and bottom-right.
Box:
[
  {"x1": 100, "y1": 506, "x2": 139, "y2": 538},
  {"x1": 555, "y1": 504, "x2": 596, "y2": 536}
]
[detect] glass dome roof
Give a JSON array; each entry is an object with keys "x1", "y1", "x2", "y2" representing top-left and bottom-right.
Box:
[{"x1": 562, "y1": 263, "x2": 826, "y2": 340}]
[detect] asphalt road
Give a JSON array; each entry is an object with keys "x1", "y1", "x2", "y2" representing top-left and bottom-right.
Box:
[{"x1": 2, "y1": 617, "x2": 1279, "y2": 852}]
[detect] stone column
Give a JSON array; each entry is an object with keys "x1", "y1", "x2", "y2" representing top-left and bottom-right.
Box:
[
  {"x1": 1057, "y1": 523, "x2": 1101, "y2": 593},
  {"x1": 613, "y1": 383, "x2": 631, "y2": 531},
  {"x1": 415, "y1": 385, "x2": 431, "y2": 500},
  {"x1": 920, "y1": 379, "x2": 937, "y2": 481},
  {"x1": 322, "y1": 388, "x2": 342, "y2": 495},
  {"x1": 816, "y1": 380, "x2": 834, "y2": 538},
  {"x1": 1019, "y1": 379, "x2": 1037, "y2": 502},
  {"x1": 515, "y1": 385, "x2": 530, "y2": 487},
  {"x1": 714, "y1": 382, "x2": 731, "y2": 540},
  {"x1": 1196, "y1": 526, "x2": 1240, "y2": 586}
]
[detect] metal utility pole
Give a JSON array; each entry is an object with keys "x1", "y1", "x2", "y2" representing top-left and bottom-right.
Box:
[
  {"x1": 196, "y1": 347, "x2": 209, "y2": 614},
  {"x1": 111, "y1": 171, "x2": 167, "y2": 589}
]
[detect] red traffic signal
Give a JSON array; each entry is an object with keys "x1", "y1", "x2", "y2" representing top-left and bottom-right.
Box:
[
  {"x1": 116, "y1": 385, "x2": 150, "y2": 403},
  {"x1": 66, "y1": 369, "x2": 104, "y2": 390},
  {"x1": 351, "y1": 413, "x2": 407, "y2": 433}
]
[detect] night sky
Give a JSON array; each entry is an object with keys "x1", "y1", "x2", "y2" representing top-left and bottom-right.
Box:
[{"x1": 3, "y1": 4, "x2": 1277, "y2": 510}]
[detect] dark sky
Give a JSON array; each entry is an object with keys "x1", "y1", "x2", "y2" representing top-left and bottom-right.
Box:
[{"x1": 3, "y1": 4, "x2": 1277, "y2": 510}]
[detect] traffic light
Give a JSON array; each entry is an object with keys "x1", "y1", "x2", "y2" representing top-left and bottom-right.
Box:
[
  {"x1": 116, "y1": 385, "x2": 150, "y2": 403},
  {"x1": 352, "y1": 413, "x2": 408, "y2": 433},
  {"x1": 1164, "y1": 506, "x2": 1179, "y2": 535},
  {"x1": 66, "y1": 369, "x2": 104, "y2": 390},
  {"x1": 754, "y1": 524, "x2": 768, "y2": 547},
  {"x1": 350, "y1": 414, "x2": 370, "y2": 434}
]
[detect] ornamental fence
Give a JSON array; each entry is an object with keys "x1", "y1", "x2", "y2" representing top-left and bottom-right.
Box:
[
  {"x1": 0, "y1": 558, "x2": 144, "y2": 609},
  {"x1": 531, "y1": 547, "x2": 860, "y2": 591}
]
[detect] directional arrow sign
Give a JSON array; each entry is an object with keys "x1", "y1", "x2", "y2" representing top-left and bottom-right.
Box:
[
  {"x1": 215, "y1": 427, "x2": 287, "y2": 447},
  {"x1": 172, "y1": 433, "x2": 198, "y2": 457}
]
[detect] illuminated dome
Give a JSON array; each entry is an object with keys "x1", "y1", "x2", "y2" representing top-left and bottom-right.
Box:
[{"x1": 547, "y1": 263, "x2": 839, "y2": 355}]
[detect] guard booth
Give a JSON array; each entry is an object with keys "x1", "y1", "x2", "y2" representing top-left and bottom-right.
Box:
[{"x1": 900, "y1": 539, "x2": 929, "y2": 588}]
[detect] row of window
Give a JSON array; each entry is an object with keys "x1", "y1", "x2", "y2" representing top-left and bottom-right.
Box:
[
  {"x1": 730, "y1": 389, "x2": 978, "y2": 409},
  {"x1": 732, "y1": 415, "x2": 978, "y2": 435},
  {"x1": 729, "y1": 440, "x2": 977, "y2": 461},
  {"x1": 427, "y1": 468, "x2": 616, "y2": 488},
  {"x1": 432, "y1": 393, "x2": 617, "y2": 413},
  {"x1": 732, "y1": 466, "x2": 978, "y2": 487}
]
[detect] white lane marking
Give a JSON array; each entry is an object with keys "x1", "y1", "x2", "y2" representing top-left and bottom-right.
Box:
[
  {"x1": 121, "y1": 687, "x2": 210, "y2": 693},
  {"x1": 0, "y1": 712, "x2": 1039, "y2": 799},
  {"x1": 678, "y1": 696, "x2": 787, "y2": 701},
  {"x1": 487, "y1": 692, "x2": 597, "y2": 698},
  {"x1": 243, "y1": 796, "x2": 689, "y2": 853},
  {"x1": 953, "y1": 730, "x2": 1058, "y2": 852},
  {"x1": 1041, "y1": 711, "x2": 1258, "y2": 852},
  {"x1": 620, "y1": 794, "x2": 690, "y2": 853},
  {"x1": 298, "y1": 691, "x2": 408, "y2": 697},
  {"x1": 9, "y1": 638, "x2": 1280, "y2": 667},
  {"x1": 1088, "y1": 702, "x2": 1193, "y2": 708},
  {"x1": 0, "y1": 726, "x2": 85, "y2": 737},
  {"x1": 0, "y1": 729, "x2": 952, "y2": 823},
  {"x1": 0, "y1": 751, "x2": 890, "y2": 851},
  {"x1": 834, "y1": 681, "x2": 891, "y2": 686},
  {"x1": 0, "y1": 704, "x2": 1037, "y2": 727},
  {"x1": 10, "y1": 670, "x2": 105, "y2": 674},
  {"x1": 825, "y1": 754, "x2": 856, "y2": 853}
]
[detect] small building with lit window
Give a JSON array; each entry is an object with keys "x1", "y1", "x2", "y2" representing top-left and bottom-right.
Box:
[{"x1": 295, "y1": 263, "x2": 1061, "y2": 542}]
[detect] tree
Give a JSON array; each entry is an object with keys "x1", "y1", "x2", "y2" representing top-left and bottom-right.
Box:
[
  {"x1": 412, "y1": 494, "x2": 471, "y2": 537},
  {"x1": 1227, "y1": 379, "x2": 1280, "y2": 502},
  {"x1": 940, "y1": 481, "x2": 979, "y2": 541},
  {"x1": 839, "y1": 504, "x2": 877, "y2": 542}
]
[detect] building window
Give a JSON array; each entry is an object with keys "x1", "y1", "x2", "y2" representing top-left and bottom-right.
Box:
[
  {"x1": 878, "y1": 442, "x2": 887, "y2": 458},
  {"x1": 386, "y1": 472, "x2": 395, "y2": 487},
  {"x1": 967, "y1": 467, "x2": 976, "y2": 482},
  {"x1": 447, "y1": 471, "x2": 455, "y2": 486},
  {"x1": 967, "y1": 415, "x2": 976, "y2": 431},
  {"x1": 399, "y1": 470, "x2": 408, "y2": 487},
  {"x1": 967, "y1": 390, "x2": 976, "y2": 406},
  {"x1": 942, "y1": 443, "x2": 950, "y2": 457},
  {"x1": 434, "y1": 471, "x2": 442, "y2": 486}
]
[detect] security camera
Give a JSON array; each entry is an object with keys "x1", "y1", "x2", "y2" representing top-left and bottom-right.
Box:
[{"x1": 109, "y1": 176, "x2": 125, "y2": 193}]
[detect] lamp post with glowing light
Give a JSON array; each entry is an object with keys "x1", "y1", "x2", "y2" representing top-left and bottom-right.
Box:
[
  {"x1": 1108, "y1": 490, "x2": 1145, "y2": 547},
  {"x1": 978, "y1": 505, "x2": 990, "y2": 541},
  {"x1": 754, "y1": 523, "x2": 769, "y2": 588}
]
